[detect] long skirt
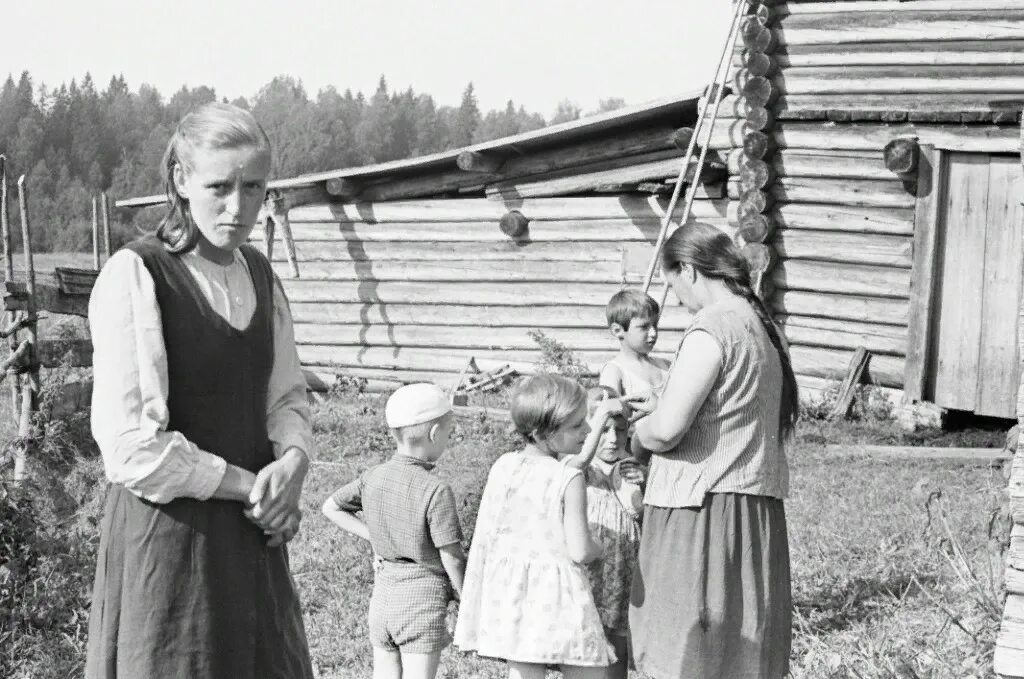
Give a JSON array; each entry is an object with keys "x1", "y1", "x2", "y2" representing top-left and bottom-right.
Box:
[
  {"x1": 629, "y1": 493, "x2": 791, "y2": 679},
  {"x1": 85, "y1": 485, "x2": 314, "y2": 679}
]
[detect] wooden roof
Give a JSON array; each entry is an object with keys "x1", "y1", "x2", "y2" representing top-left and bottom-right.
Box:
[{"x1": 116, "y1": 90, "x2": 702, "y2": 208}]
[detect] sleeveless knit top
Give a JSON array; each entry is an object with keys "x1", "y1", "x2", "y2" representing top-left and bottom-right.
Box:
[{"x1": 643, "y1": 296, "x2": 789, "y2": 509}]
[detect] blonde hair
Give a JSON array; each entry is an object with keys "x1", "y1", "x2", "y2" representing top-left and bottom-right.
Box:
[
  {"x1": 586, "y1": 385, "x2": 619, "y2": 415},
  {"x1": 158, "y1": 102, "x2": 271, "y2": 253},
  {"x1": 510, "y1": 374, "x2": 586, "y2": 443}
]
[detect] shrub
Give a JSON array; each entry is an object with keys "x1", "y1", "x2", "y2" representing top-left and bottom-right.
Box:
[
  {"x1": 0, "y1": 355, "x2": 104, "y2": 679},
  {"x1": 527, "y1": 329, "x2": 593, "y2": 385}
]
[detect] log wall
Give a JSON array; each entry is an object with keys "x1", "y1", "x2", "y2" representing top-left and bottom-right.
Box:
[
  {"x1": 264, "y1": 196, "x2": 729, "y2": 388},
  {"x1": 721, "y1": 0, "x2": 1024, "y2": 394}
]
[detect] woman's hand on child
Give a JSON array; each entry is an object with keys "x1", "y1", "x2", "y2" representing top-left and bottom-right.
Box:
[{"x1": 624, "y1": 392, "x2": 658, "y2": 420}]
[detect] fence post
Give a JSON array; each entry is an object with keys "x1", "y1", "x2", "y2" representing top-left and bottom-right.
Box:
[
  {"x1": 14, "y1": 175, "x2": 37, "y2": 484},
  {"x1": 0, "y1": 158, "x2": 18, "y2": 427},
  {"x1": 92, "y1": 195, "x2": 100, "y2": 270},
  {"x1": 101, "y1": 191, "x2": 112, "y2": 260}
]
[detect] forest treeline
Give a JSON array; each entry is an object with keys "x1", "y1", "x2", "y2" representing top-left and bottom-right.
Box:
[{"x1": 0, "y1": 71, "x2": 626, "y2": 252}]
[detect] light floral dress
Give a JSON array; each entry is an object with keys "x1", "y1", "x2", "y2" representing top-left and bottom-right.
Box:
[{"x1": 455, "y1": 452, "x2": 615, "y2": 666}]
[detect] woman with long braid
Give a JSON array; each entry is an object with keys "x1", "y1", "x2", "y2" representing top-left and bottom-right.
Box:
[{"x1": 627, "y1": 222, "x2": 797, "y2": 679}]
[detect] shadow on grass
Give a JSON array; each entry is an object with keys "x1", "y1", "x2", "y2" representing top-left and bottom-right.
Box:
[{"x1": 794, "y1": 571, "x2": 938, "y2": 635}]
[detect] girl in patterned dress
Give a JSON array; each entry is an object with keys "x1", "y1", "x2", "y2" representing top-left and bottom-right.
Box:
[
  {"x1": 563, "y1": 386, "x2": 645, "y2": 679},
  {"x1": 455, "y1": 374, "x2": 628, "y2": 679}
]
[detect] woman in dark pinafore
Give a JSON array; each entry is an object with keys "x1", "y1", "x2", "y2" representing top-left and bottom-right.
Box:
[{"x1": 85, "y1": 103, "x2": 314, "y2": 679}]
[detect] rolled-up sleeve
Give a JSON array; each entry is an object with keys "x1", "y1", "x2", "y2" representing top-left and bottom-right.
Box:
[
  {"x1": 266, "y1": 275, "x2": 313, "y2": 460},
  {"x1": 89, "y1": 250, "x2": 226, "y2": 504}
]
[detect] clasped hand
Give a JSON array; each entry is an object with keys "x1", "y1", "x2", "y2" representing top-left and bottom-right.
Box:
[{"x1": 244, "y1": 448, "x2": 309, "y2": 547}]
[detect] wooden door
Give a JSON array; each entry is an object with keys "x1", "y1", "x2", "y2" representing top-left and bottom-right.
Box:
[{"x1": 930, "y1": 153, "x2": 1024, "y2": 417}]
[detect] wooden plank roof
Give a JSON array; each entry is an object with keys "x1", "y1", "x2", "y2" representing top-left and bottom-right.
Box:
[{"x1": 117, "y1": 90, "x2": 702, "y2": 208}]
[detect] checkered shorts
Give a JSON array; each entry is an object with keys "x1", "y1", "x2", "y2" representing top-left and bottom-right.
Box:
[{"x1": 369, "y1": 561, "x2": 453, "y2": 653}]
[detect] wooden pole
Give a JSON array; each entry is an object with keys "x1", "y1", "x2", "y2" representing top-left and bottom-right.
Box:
[
  {"x1": 642, "y1": 0, "x2": 750, "y2": 295},
  {"x1": 100, "y1": 191, "x2": 112, "y2": 260},
  {"x1": 0, "y1": 157, "x2": 17, "y2": 424},
  {"x1": 91, "y1": 196, "x2": 100, "y2": 270},
  {"x1": 14, "y1": 175, "x2": 37, "y2": 484}
]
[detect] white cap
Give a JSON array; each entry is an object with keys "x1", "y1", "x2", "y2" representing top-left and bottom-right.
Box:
[{"x1": 385, "y1": 383, "x2": 453, "y2": 429}]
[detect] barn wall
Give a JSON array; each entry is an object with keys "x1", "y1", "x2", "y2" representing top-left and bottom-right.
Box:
[
  {"x1": 261, "y1": 196, "x2": 728, "y2": 390},
  {"x1": 718, "y1": 0, "x2": 1024, "y2": 401}
]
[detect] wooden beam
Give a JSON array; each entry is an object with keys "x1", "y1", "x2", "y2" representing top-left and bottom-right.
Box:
[
  {"x1": 772, "y1": 229, "x2": 913, "y2": 268},
  {"x1": 774, "y1": 65, "x2": 1024, "y2": 95},
  {"x1": 293, "y1": 323, "x2": 687, "y2": 353},
  {"x1": 772, "y1": 290, "x2": 909, "y2": 326},
  {"x1": 774, "y1": 10, "x2": 1024, "y2": 47},
  {"x1": 741, "y1": 50, "x2": 776, "y2": 77},
  {"x1": 772, "y1": 260, "x2": 910, "y2": 298},
  {"x1": 261, "y1": 217, "x2": 733, "y2": 244},
  {"x1": 287, "y1": 301, "x2": 693, "y2": 330},
  {"x1": 457, "y1": 151, "x2": 505, "y2": 173},
  {"x1": 883, "y1": 138, "x2": 920, "y2": 175},
  {"x1": 325, "y1": 177, "x2": 361, "y2": 200},
  {"x1": 770, "y1": 39, "x2": 1024, "y2": 67},
  {"x1": 728, "y1": 177, "x2": 916, "y2": 209},
  {"x1": 287, "y1": 196, "x2": 731, "y2": 224},
  {"x1": 498, "y1": 210, "x2": 529, "y2": 238},
  {"x1": 778, "y1": 2, "x2": 1024, "y2": 15},
  {"x1": 829, "y1": 346, "x2": 871, "y2": 420},
  {"x1": 781, "y1": 122, "x2": 1021, "y2": 154},
  {"x1": 789, "y1": 344, "x2": 904, "y2": 388},
  {"x1": 484, "y1": 153, "x2": 725, "y2": 200},
  {"x1": 903, "y1": 145, "x2": 946, "y2": 402},
  {"x1": 778, "y1": 314, "x2": 907, "y2": 356},
  {"x1": 717, "y1": 93, "x2": 1024, "y2": 123},
  {"x1": 769, "y1": 203, "x2": 915, "y2": 235}
]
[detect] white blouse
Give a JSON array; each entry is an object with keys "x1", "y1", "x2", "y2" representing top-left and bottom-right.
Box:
[{"x1": 89, "y1": 246, "x2": 312, "y2": 505}]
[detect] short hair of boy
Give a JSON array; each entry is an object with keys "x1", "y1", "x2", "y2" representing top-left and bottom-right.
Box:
[{"x1": 606, "y1": 289, "x2": 660, "y2": 330}]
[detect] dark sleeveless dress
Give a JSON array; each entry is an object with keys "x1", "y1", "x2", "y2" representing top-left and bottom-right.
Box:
[{"x1": 85, "y1": 237, "x2": 314, "y2": 679}]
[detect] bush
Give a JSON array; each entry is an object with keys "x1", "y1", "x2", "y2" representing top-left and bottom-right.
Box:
[
  {"x1": 0, "y1": 360, "x2": 104, "y2": 679},
  {"x1": 527, "y1": 329, "x2": 594, "y2": 385}
]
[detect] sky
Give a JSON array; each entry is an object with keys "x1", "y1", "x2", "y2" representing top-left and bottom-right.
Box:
[{"x1": 4, "y1": 0, "x2": 735, "y2": 117}]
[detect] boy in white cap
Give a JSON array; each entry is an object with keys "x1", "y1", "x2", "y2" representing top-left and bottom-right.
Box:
[{"x1": 322, "y1": 383, "x2": 465, "y2": 679}]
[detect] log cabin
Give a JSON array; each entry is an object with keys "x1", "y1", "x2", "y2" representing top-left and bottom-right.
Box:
[{"x1": 112, "y1": 0, "x2": 1024, "y2": 422}]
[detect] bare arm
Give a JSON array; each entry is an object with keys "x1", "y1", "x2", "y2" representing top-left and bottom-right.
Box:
[
  {"x1": 562, "y1": 474, "x2": 601, "y2": 564},
  {"x1": 321, "y1": 496, "x2": 371, "y2": 542},
  {"x1": 564, "y1": 407, "x2": 613, "y2": 471},
  {"x1": 599, "y1": 362, "x2": 624, "y2": 393},
  {"x1": 635, "y1": 330, "x2": 722, "y2": 453},
  {"x1": 438, "y1": 542, "x2": 466, "y2": 600},
  {"x1": 211, "y1": 465, "x2": 257, "y2": 502}
]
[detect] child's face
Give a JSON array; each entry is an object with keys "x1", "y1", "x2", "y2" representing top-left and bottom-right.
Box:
[
  {"x1": 615, "y1": 316, "x2": 658, "y2": 357},
  {"x1": 174, "y1": 143, "x2": 270, "y2": 255},
  {"x1": 596, "y1": 414, "x2": 629, "y2": 463},
  {"x1": 543, "y1": 402, "x2": 591, "y2": 456}
]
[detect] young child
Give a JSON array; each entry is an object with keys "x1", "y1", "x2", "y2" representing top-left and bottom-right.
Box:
[
  {"x1": 322, "y1": 383, "x2": 465, "y2": 679},
  {"x1": 564, "y1": 386, "x2": 645, "y2": 679},
  {"x1": 454, "y1": 374, "x2": 628, "y2": 679},
  {"x1": 599, "y1": 289, "x2": 671, "y2": 399}
]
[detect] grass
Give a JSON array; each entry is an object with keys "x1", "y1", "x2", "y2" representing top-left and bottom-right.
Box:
[
  {"x1": 294, "y1": 390, "x2": 1010, "y2": 679},
  {"x1": 0, "y1": 371, "x2": 1013, "y2": 678}
]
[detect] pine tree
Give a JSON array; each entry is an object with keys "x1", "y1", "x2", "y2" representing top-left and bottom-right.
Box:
[{"x1": 452, "y1": 82, "x2": 480, "y2": 147}]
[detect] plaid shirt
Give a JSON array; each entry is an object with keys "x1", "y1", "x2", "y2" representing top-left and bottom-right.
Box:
[{"x1": 331, "y1": 454, "x2": 463, "y2": 574}]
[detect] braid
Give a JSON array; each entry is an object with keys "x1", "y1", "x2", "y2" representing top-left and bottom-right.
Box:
[
  {"x1": 723, "y1": 278, "x2": 800, "y2": 439},
  {"x1": 662, "y1": 221, "x2": 799, "y2": 439}
]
